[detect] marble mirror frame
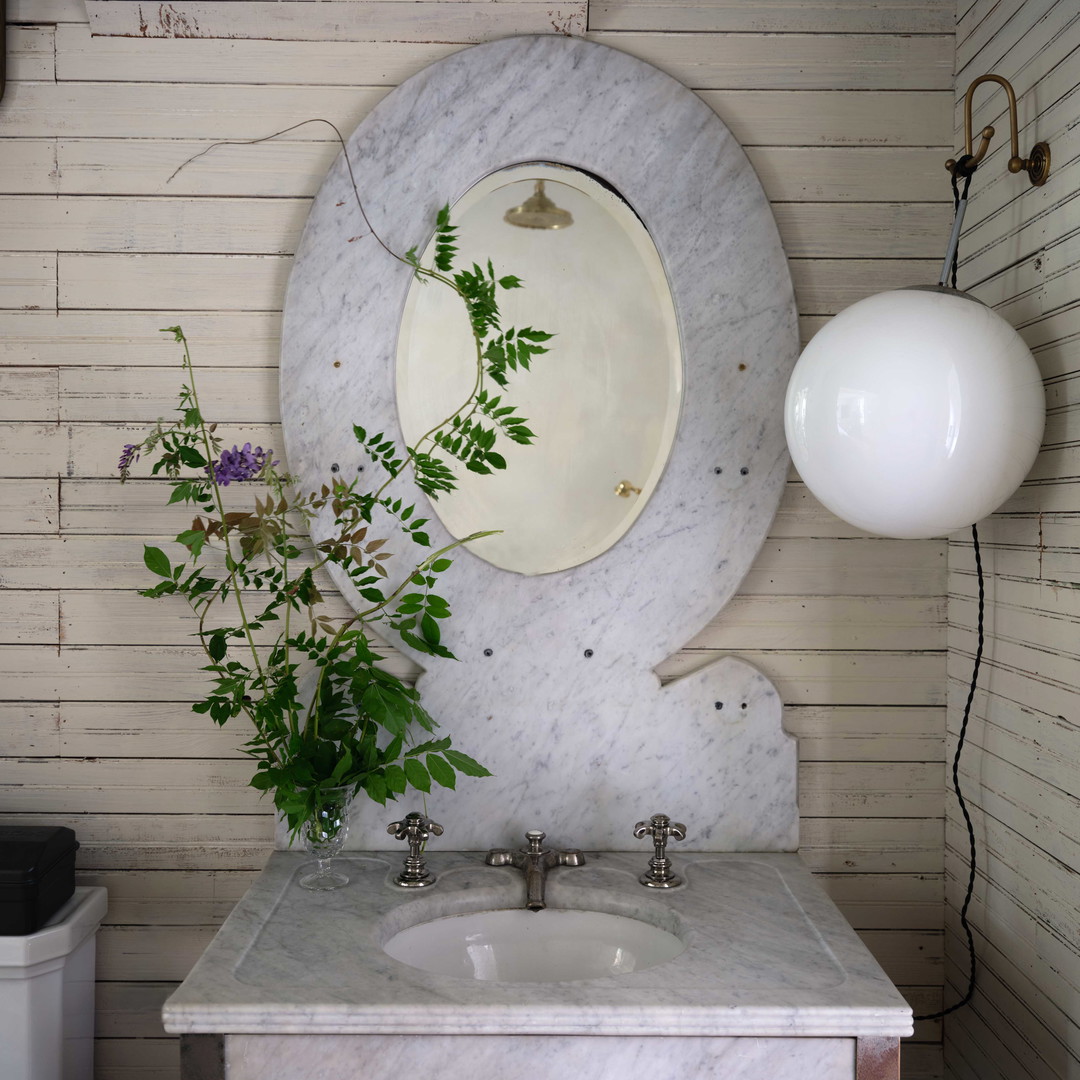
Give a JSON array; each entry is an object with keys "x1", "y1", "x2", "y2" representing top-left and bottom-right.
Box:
[
  {"x1": 281, "y1": 34, "x2": 799, "y2": 671},
  {"x1": 280, "y1": 36, "x2": 802, "y2": 850}
]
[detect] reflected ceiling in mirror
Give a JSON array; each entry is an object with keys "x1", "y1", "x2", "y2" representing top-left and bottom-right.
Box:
[{"x1": 396, "y1": 163, "x2": 683, "y2": 576}]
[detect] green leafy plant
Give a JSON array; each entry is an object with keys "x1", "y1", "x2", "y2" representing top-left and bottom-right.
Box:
[{"x1": 120, "y1": 204, "x2": 550, "y2": 835}]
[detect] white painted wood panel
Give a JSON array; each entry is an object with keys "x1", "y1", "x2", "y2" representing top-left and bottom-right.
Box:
[
  {"x1": 84, "y1": 0, "x2": 589, "y2": 41},
  {"x1": 944, "y1": 3, "x2": 1080, "y2": 1078},
  {"x1": 589, "y1": 0, "x2": 954, "y2": 33}
]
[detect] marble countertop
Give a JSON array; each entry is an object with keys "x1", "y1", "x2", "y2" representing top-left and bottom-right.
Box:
[{"x1": 162, "y1": 851, "x2": 912, "y2": 1039}]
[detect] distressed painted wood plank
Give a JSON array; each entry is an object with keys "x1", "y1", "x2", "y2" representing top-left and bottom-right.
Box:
[
  {"x1": 950, "y1": 623, "x2": 1080, "y2": 706},
  {"x1": 787, "y1": 706, "x2": 944, "y2": 762},
  {"x1": 59, "y1": 701, "x2": 249, "y2": 757},
  {"x1": 696, "y1": 596, "x2": 945, "y2": 651},
  {"x1": 96, "y1": 924, "x2": 218, "y2": 981},
  {"x1": 946, "y1": 803, "x2": 1080, "y2": 943},
  {"x1": 856, "y1": 929, "x2": 943, "y2": 986},
  {"x1": 954, "y1": 752, "x2": 1080, "y2": 870},
  {"x1": 743, "y1": 537, "x2": 946, "y2": 597},
  {"x1": 3, "y1": 82, "x2": 955, "y2": 143},
  {"x1": 64, "y1": 22, "x2": 948, "y2": 88},
  {"x1": 84, "y1": 0, "x2": 588, "y2": 41},
  {"x1": 0, "y1": 703, "x2": 62, "y2": 755},
  {"x1": 0, "y1": 309, "x2": 282, "y2": 366},
  {"x1": 96, "y1": 982, "x2": 178, "y2": 1038},
  {"x1": 7, "y1": 0, "x2": 87, "y2": 22},
  {"x1": 818, "y1": 872, "x2": 943, "y2": 929},
  {"x1": 943, "y1": 843, "x2": 1080, "y2": 999},
  {"x1": 0, "y1": 424, "x2": 64, "y2": 476},
  {"x1": 950, "y1": 593, "x2": 1080, "y2": 674},
  {"x1": 789, "y1": 259, "x2": 941, "y2": 315},
  {"x1": 59, "y1": 366, "x2": 279, "y2": 423},
  {"x1": 589, "y1": 0, "x2": 954, "y2": 33},
  {"x1": 950, "y1": 531, "x2": 1080, "y2": 584},
  {"x1": 0, "y1": 479, "x2": 59, "y2": 533},
  {"x1": 0, "y1": 252, "x2": 57, "y2": 310},
  {"x1": 57, "y1": 252, "x2": 292, "y2": 311},
  {"x1": 799, "y1": 762, "x2": 945, "y2": 818},
  {"x1": 0, "y1": 82, "x2": 389, "y2": 138},
  {"x1": 947, "y1": 652, "x2": 1080, "y2": 731},
  {"x1": 0, "y1": 368, "x2": 59, "y2": 421},
  {"x1": 57, "y1": 23, "x2": 467, "y2": 84},
  {"x1": 0, "y1": 139, "x2": 58, "y2": 194},
  {"x1": 957, "y1": 0, "x2": 1079, "y2": 88},
  {"x1": 749, "y1": 150, "x2": 950, "y2": 203},
  {"x1": 943, "y1": 923, "x2": 1080, "y2": 1078},
  {"x1": 0, "y1": 195, "x2": 311, "y2": 254},
  {"x1": 0, "y1": 757, "x2": 267, "y2": 812},
  {"x1": 950, "y1": 557, "x2": 1080, "y2": 615},
  {"x1": 798, "y1": 817, "x2": 944, "y2": 874},
  {"x1": 55, "y1": 251, "x2": 942, "y2": 315},
  {"x1": 5, "y1": 811, "x2": 275, "y2": 869},
  {"x1": 956, "y1": 0, "x2": 1055, "y2": 71},
  {"x1": 95, "y1": 1037, "x2": 178, "y2": 1079},
  {"x1": 8, "y1": 27, "x2": 56, "y2": 81},
  {"x1": 586, "y1": 31, "x2": 955, "y2": 90}
]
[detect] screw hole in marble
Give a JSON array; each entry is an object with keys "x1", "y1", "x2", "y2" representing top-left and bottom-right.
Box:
[
  {"x1": 483, "y1": 648, "x2": 493, "y2": 657},
  {"x1": 584, "y1": 649, "x2": 594, "y2": 658},
  {"x1": 741, "y1": 702, "x2": 748, "y2": 710},
  {"x1": 740, "y1": 466, "x2": 749, "y2": 476},
  {"x1": 714, "y1": 701, "x2": 723, "y2": 710},
  {"x1": 331, "y1": 463, "x2": 340, "y2": 473},
  {"x1": 713, "y1": 466, "x2": 723, "y2": 475}
]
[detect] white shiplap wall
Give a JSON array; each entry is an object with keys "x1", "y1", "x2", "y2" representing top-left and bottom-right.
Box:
[
  {"x1": 944, "y1": 2, "x2": 1080, "y2": 1078},
  {"x1": 0, "y1": 3, "x2": 954, "y2": 1077}
]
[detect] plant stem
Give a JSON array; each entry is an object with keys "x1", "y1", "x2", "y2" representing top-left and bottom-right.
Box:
[{"x1": 177, "y1": 330, "x2": 265, "y2": 686}]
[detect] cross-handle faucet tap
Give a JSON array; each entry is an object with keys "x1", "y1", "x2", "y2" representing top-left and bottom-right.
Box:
[
  {"x1": 633, "y1": 813, "x2": 687, "y2": 888},
  {"x1": 485, "y1": 829, "x2": 585, "y2": 911},
  {"x1": 387, "y1": 811, "x2": 443, "y2": 888}
]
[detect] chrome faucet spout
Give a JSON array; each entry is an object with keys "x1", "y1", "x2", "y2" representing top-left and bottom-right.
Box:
[{"x1": 485, "y1": 829, "x2": 585, "y2": 911}]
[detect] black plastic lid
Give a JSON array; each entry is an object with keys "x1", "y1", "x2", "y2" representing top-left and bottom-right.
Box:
[{"x1": 0, "y1": 826, "x2": 78, "y2": 884}]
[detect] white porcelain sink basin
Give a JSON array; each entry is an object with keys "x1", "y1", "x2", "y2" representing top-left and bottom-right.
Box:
[{"x1": 383, "y1": 907, "x2": 685, "y2": 983}]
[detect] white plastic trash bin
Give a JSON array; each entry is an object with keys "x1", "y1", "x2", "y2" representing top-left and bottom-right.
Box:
[{"x1": 0, "y1": 887, "x2": 107, "y2": 1080}]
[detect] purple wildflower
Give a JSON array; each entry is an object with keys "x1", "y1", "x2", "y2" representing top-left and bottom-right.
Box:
[
  {"x1": 118, "y1": 443, "x2": 140, "y2": 473},
  {"x1": 206, "y1": 443, "x2": 277, "y2": 486}
]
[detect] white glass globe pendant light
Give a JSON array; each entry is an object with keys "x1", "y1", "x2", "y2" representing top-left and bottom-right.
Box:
[{"x1": 784, "y1": 75, "x2": 1050, "y2": 539}]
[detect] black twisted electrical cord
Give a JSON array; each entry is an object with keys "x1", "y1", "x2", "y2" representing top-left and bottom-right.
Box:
[{"x1": 913, "y1": 159, "x2": 981, "y2": 1023}]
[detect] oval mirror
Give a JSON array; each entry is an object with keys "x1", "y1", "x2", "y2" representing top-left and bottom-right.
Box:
[{"x1": 396, "y1": 163, "x2": 682, "y2": 576}]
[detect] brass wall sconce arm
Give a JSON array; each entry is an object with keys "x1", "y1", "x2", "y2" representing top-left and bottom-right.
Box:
[{"x1": 946, "y1": 73, "x2": 1050, "y2": 185}]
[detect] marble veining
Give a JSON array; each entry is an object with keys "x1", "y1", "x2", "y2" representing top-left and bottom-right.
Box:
[
  {"x1": 218, "y1": 1034, "x2": 858, "y2": 1080},
  {"x1": 163, "y1": 851, "x2": 912, "y2": 1039},
  {"x1": 279, "y1": 35, "x2": 801, "y2": 852}
]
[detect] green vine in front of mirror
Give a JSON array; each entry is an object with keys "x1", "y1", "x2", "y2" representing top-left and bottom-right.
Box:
[{"x1": 119, "y1": 125, "x2": 553, "y2": 835}]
